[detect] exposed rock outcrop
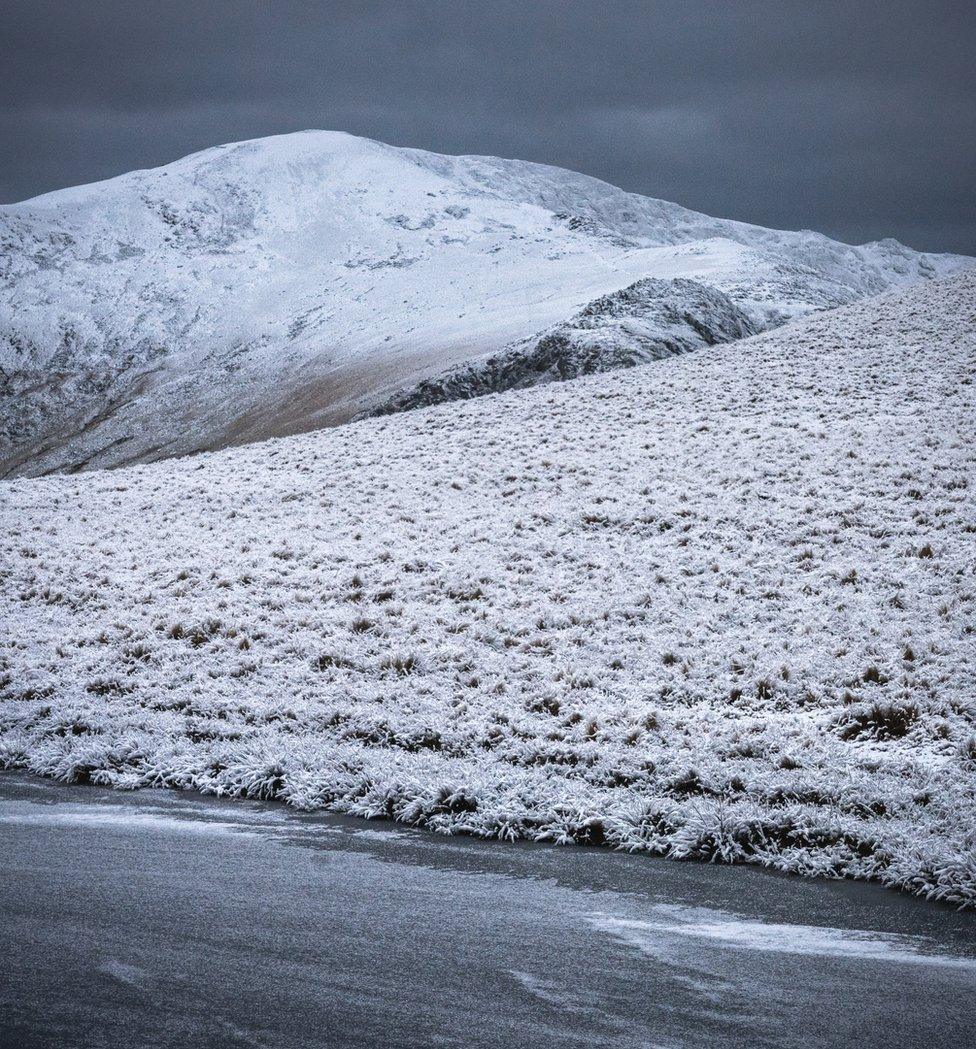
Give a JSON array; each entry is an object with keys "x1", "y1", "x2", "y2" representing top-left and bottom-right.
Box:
[{"x1": 368, "y1": 278, "x2": 757, "y2": 416}]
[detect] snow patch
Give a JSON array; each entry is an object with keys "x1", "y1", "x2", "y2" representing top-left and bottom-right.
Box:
[{"x1": 591, "y1": 908, "x2": 976, "y2": 972}]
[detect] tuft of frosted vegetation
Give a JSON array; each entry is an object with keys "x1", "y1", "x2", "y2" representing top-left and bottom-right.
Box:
[{"x1": 2, "y1": 274, "x2": 974, "y2": 906}]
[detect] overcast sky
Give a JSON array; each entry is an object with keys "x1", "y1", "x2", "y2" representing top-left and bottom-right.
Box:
[{"x1": 3, "y1": 1, "x2": 973, "y2": 253}]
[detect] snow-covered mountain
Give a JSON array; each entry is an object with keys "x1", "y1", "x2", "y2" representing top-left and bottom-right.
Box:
[
  {"x1": 0, "y1": 129, "x2": 970, "y2": 476},
  {"x1": 3, "y1": 273, "x2": 974, "y2": 904}
]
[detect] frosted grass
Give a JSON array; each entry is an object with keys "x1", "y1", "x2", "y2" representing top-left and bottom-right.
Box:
[{"x1": 2, "y1": 274, "x2": 974, "y2": 905}]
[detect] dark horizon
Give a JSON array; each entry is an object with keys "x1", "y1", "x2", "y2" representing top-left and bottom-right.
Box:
[{"x1": 3, "y1": 0, "x2": 974, "y2": 255}]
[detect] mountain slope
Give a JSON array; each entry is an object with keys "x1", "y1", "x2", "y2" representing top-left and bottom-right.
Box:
[
  {"x1": 1, "y1": 130, "x2": 970, "y2": 476},
  {"x1": 366, "y1": 276, "x2": 758, "y2": 416},
  {"x1": 2, "y1": 273, "x2": 974, "y2": 904}
]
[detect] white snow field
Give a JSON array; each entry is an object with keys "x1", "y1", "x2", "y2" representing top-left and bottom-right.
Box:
[
  {"x1": 1, "y1": 272, "x2": 974, "y2": 905},
  {"x1": 1, "y1": 129, "x2": 970, "y2": 477}
]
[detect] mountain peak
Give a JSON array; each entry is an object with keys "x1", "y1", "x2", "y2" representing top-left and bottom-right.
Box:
[{"x1": 0, "y1": 132, "x2": 971, "y2": 477}]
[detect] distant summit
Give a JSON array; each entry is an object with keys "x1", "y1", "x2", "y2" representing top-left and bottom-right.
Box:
[{"x1": 1, "y1": 129, "x2": 970, "y2": 476}]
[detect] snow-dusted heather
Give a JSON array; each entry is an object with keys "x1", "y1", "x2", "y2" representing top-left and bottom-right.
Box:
[
  {"x1": 1, "y1": 130, "x2": 970, "y2": 477},
  {"x1": 1, "y1": 274, "x2": 974, "y2": 905}
]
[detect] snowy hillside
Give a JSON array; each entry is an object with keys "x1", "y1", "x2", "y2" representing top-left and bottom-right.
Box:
[
  {"x1": 1, "y1": 129, "x2": 970, "y2": 477},
  {"x1": 2, "y1": 273, "x2": 974, "y2": 904}
]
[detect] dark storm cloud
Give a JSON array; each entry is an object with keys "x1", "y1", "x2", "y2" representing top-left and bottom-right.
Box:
[{"x1": 2, "y1": 0, "x2": 973, "y2": 252}]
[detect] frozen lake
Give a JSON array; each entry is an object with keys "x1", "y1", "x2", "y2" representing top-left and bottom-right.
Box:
[{"x1": 1, "y1": 773, "x2": 974, "y2": 1048}]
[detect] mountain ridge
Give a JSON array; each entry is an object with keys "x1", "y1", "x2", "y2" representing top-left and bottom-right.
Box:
[
  {"x1": 365, "y1": 276, "x2": 758, "y2": 417},
  {"x1": 1, "y1": 129, "x2": 970, "y2": 476}
]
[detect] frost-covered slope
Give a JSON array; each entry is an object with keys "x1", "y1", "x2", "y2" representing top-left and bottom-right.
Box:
[
  {"x1": 2, "y1": 273, "x2": 974, "y2": 904},
  {"x1": 1, "y1": 130, "x2": 970, "y2": 476}
]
